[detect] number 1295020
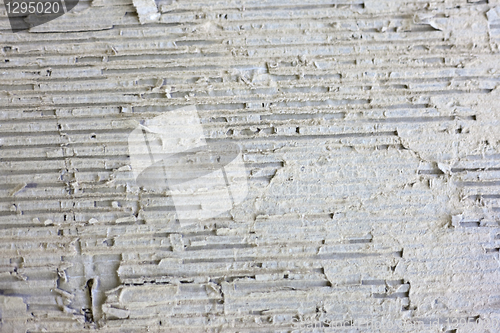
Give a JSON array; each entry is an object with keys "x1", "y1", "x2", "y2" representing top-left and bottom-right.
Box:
[{"x1": 5, "y1": 1, "x2": 61, "y2": 14}]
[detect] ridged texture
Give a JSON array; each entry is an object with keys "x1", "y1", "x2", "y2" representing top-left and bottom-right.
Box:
[{"x1": 0, "y1": 0, "x2": 500, "y2": 331}]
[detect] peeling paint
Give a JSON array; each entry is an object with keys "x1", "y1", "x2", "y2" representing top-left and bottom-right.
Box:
[{"x1": 1, "y1": 0, "x2": 500, "y2": 331}]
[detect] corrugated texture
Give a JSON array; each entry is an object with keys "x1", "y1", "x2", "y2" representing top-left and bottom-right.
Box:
[{"x1": 1, "y1": 0, "x2": 500, "y2": 331}]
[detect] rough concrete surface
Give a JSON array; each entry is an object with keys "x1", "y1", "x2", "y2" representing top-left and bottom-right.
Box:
[{"x1": 1, "y1": 0, "x2": 500, "y2": 332}]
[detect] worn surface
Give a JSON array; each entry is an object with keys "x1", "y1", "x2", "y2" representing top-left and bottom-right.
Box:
[{"x1": 1, "y1": 0, "x2": 500, "y2": 332}]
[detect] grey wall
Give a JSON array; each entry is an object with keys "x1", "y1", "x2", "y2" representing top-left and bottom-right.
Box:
[{"x1": 0, "y1": 0, "x2": 500, "y2": 331}]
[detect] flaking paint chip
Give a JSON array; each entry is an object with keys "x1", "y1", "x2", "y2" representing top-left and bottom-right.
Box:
[{"x1": 132, "y1": 0, "x2": 160, "y2": 24}]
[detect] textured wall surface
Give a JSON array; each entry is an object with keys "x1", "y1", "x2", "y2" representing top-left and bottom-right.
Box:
[{"x1": 1, "y1": 0, "x2": 500, "y2": 332}]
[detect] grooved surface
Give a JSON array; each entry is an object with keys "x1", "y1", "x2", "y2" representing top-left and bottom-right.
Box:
[{"x1": 1, "y1": 0, "x2": 500, "y2": 332}]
